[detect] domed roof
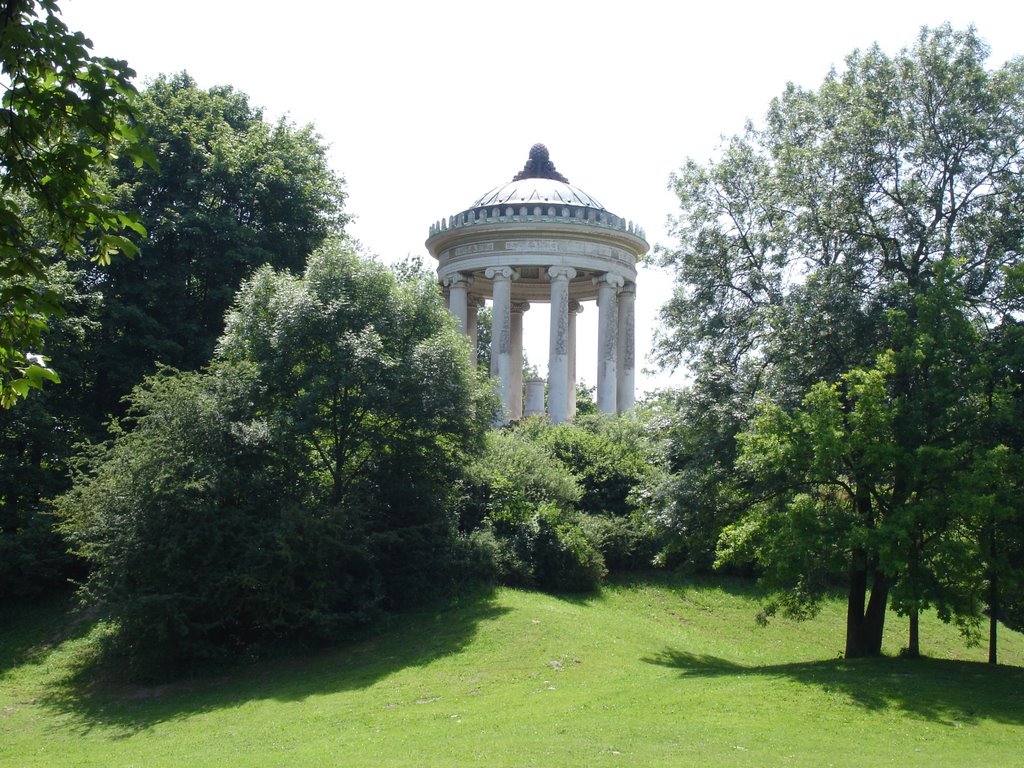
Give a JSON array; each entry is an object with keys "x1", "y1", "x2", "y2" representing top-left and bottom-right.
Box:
[
  {"x1": 469, "y1": 177, "x2": 605, "y2": 210},
  {"x1": 467, "y1": 143, "x2": 605, "y2": 211}
]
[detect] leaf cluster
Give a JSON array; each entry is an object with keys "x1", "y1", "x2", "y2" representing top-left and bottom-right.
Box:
[{"x1": 1, "y1": 0, "x2": 154, "y2": 405}]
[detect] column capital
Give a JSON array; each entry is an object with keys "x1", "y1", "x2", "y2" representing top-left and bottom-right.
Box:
[
  {"x1": 548, "y1": 266, "x2": 577, "y2": 282},
  {"x1": 569, "y1": 299, "x2": 584, "y2": 315},
  {"x1": 443, "y1": 273, "x2": 473, "y2": 289},
  {"x1": 469, "y1": 294, "x2": 486, "y2": 307},
  {"x1": 511, "y1": 301, "x2": 531, "y2": 314},
  {"x1": 485, "y1": 266, "x2": 517, "y2": 281},
  {"x1": 593, "y1": 272, "x2": 625, "y2": 290},
  {"x1": 619, "y1": 280, "x2": 637, "y2": 296}
]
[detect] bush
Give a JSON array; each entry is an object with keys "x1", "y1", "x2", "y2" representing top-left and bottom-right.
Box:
[
  {"x1": 460, "y1": 428, "x2": 581, "y2": 532},
  {"x1": 532, "y1": 510, "x2": 607, "y2": 592},
  {"x1": 55, "y1": 244, "x2": 494, "y2": 674},
  {"x1": 515, "y1": 414, "x2": 655, "y2": 517},
  {"x1": 580, "y1": 513, "x2": 664, "y2": 572}
]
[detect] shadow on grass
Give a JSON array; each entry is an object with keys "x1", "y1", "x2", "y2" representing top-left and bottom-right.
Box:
[
  {"x1": 0, "y1": 591, "x2": 94, "y2": 677},
  {"x1": 644, "y1": 647, "x2": 1024, "y2": 726},
  {"x1": 21, "y1": 589, "x2": 509, "y2": 738}
]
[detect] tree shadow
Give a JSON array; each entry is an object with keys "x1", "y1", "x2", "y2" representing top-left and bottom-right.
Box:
[
  {"x1": 0, "y1": 591, "x2": 95, "y2": 677},
  {"x1": 17, "y1": 589, "x2": 509, "y2": 738},
  {"x1": 644, "y1": 647, "x2": 1024, "y2": 726}
]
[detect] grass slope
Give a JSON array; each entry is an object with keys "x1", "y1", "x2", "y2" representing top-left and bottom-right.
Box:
[{"x1": 2, "y1": 575, "x2": 1023, "y2": 767}]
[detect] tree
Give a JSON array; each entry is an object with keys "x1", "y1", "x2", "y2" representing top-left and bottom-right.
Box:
[
  {"x1": 0, "y1": 260, "x2": 100, "y2": 598},
  {"x1": 57, "y1": 241, "x2": 495, "y2": 671},
  {"x1": 0, "y1": 0, "x2": 152, "y2": 406},
  {"x1": 89, "y1": 72, "x2": 347, "y2": 418},
  {"x1": 218, "y1": 240, "x2": 495, "y2": 605},
  {"x1": 1, "y1": 71, "x2": 346, "y2": 608},
  {"x1": 56, "y1": 365, "x2": 380, "y2": 673},
  {"x1": 658, "y1": 26, "x2": 1024, "y2": 657}
]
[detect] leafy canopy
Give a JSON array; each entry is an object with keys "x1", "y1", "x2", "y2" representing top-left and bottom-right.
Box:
[
  {"x1": 57, "y1": 241, "x2": 496, "y2": 671},
  {"x1": 0, "y1": 0, "x2": 154, "y2": 405},
  {"x1": 657, "y1": 25, "x2": 1024, "y2": 657}
]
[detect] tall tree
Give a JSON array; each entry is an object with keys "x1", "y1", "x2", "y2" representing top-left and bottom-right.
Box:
[
  {"x1": 658, "y1": 26, "x2": 1024, "y2": 657},
  {"x1": 90, "y1": 72, "x2": 347, "y2": 417},
  {"x1": 2, "y1": 72, "x2": 346, "y2": 606},
  {"x1": 217, "y1": 241, "x2": 495, "y2": 605},
  {"x1": 0, "y1": 0, "x2": 151, "y2": 406}
]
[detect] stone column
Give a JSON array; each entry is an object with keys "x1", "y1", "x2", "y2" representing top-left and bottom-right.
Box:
[
  {"x1": 616, "y1": 282, "x2": 636, "y2": 413},
  {"x1": 524, "y1": 378, "x2": 545, "y2": 417},
  {"x1": 467, "y1": 296, "x2": 481, "y2": 368},
  {"x1": 444, "y1": 274, "x2": 471, "y2": 334},
  {"x1": 594, "y1": 273, "x2": 623, "y2": 414},
  {"x1": 568, "y1": 300, "x2": 582, "y2": 419},
  {"x1": 547, "y1": 266, "x2": 577, "y2": 424},
  {"x1": 486, "y1": 266, "x2": 515, "y2": 420},
  {"x1": 510, "y1": 302, "x2": 530, "y2": 420}
]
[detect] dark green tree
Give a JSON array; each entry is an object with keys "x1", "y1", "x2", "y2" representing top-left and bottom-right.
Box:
[
  {"x1": 2, "y1": 72, "x2": 346, "y2": 606},
  {"x1": 657, "y1": 26, "x2": 1024, "y2": 657},
  {"x1": 217, "y1": 240, "x2": 494, "y2": 605},
  {"x1": 0, "y1": 0, "x2": 151, "y2": 405},
  {"x1": 0, "y1": 260, "x2": 100, "y2": 597},
  {"x1": 90, "y1": 72, "x2": 347, "y2": 418}
]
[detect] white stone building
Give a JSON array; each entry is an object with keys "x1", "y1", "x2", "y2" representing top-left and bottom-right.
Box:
[{"x1": 426, "y1": 144, "x2": 648, "y2": 423}]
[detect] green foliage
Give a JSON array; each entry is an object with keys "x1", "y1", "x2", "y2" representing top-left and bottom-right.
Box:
[
  {"x1": 482, "y1": 504, "x2": 606, "y2": 593},
  {"x1": 90, "y1": 72, "x2": 347, "y2": 417},
  {"x1": 56, "y1": 242, "x2": 494, "y2": 671},
  {"x1": 0, "y1": 260, "x2": 101, "y2": 598},
  {"x1": 579, "y1": 512, "x2": 663, "y2": 571},
  {"x1": 515, "y1": 413, "x2": 656, "y2": 517},
  {"x1": 56, "y1": 366, "x2": 380, "y2": 672},
  {"x1": 461, "y1": 428, "x2": 607, "y2": 591},
  {"x1": 461, "y1": 414, "x2": 662, "y2": 589},
  {"x1": 641, "y1": 384, "x2": 751, "y2": 572},
  {"x1": 656, "y1": 26, "x2": 1024, "y2": 657},
  {"x1": 474, "y1": 304, "x2": 491, "y2": 374},
  {"x1": 0, "y1": 0, "x2": 152, "y2": 405},
  {"x1": 1, "y1": 72, "x2": 349, "y2": 608},
  {"x1": 461, "y1": 428, "x2": 582, "y2": 530}
]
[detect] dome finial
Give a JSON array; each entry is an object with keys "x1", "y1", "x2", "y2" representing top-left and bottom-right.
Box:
[{"x1": 512, "y1": 143, "x2": 569, "y2": 183}]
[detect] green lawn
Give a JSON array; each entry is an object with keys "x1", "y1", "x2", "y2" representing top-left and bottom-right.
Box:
[{"x1": 2, "y1": 575, "x2": 1023, "y2": 767}]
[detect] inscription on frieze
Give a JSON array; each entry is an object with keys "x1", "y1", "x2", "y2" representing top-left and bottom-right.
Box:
[
  {"x1": 505, "y1": 240, "x2": 560, "y2": 251},
  {"x1": 454, "y1": 243, "x2": 495, "y2": 257}
]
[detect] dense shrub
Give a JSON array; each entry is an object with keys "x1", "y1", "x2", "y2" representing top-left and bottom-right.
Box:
[
  {"x1": 461, "y1": 430, "x2": 606, "y2": 591},
  {"x1": 460, "y1": 429, "x2": 581, "y2": 531},
  {"x1": 55, "y1": 243, "x2": 494, "y2": 673},
  {"x1": 57, "y1": 367, "x2": 380, "y2": 670},
  {"x1": 531, "y1": 511, "x2": 607, "y2": 592},
  {"x1": 580, "y1": 513, "x2": 664, "y2": 572},
  {"x1": 516, "y1": 414, "x2": 656, "y2": 516},
  {"x1": 484, "y1": 505, "x2": 606, "y2": 593}
]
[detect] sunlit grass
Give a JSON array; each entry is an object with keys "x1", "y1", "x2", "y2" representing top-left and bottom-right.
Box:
[{"x1": 2, "y1": 575, "x2": 1022, "y2": 767}]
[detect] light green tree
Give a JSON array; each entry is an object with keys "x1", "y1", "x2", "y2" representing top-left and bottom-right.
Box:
[{"x1": 657, "y1": 26, "x2": 1024, "y2": 657}]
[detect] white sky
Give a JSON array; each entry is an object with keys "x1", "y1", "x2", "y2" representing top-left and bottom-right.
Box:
[{"x1": 62, "y1": 0, "x2": 1024, "y2": 395}]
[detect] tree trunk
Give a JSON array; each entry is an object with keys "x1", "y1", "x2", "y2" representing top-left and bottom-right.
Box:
[
  {"x1": 907, "y1": 609, "x2": 920, "y2": 658},
  {"x1": 989, "y1": 567, "x2": 999, "y2": 666},
  {"x1": 861, "y1": 569, "x2": 891, "y2": 656},
  {"x1": 845, "y1": 550, "x2": 868, "y2": 658}
]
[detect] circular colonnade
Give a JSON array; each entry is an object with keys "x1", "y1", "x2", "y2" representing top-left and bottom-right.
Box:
[{"x1": 425, "y1": 144, "x2": 648, "y2": 423}]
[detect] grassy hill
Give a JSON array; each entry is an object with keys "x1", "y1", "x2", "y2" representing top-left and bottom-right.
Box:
[{"x1": 2, "y1": 575, "x2": 1023, "y2": 767}]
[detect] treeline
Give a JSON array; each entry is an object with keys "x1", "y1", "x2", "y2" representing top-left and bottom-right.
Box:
[
  {"x1": 3, "y1": 5, "x2": 1023, "y2": 677},
  {"x1": 0, "y1": 37, "x2": 662, "y2": 674}
]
